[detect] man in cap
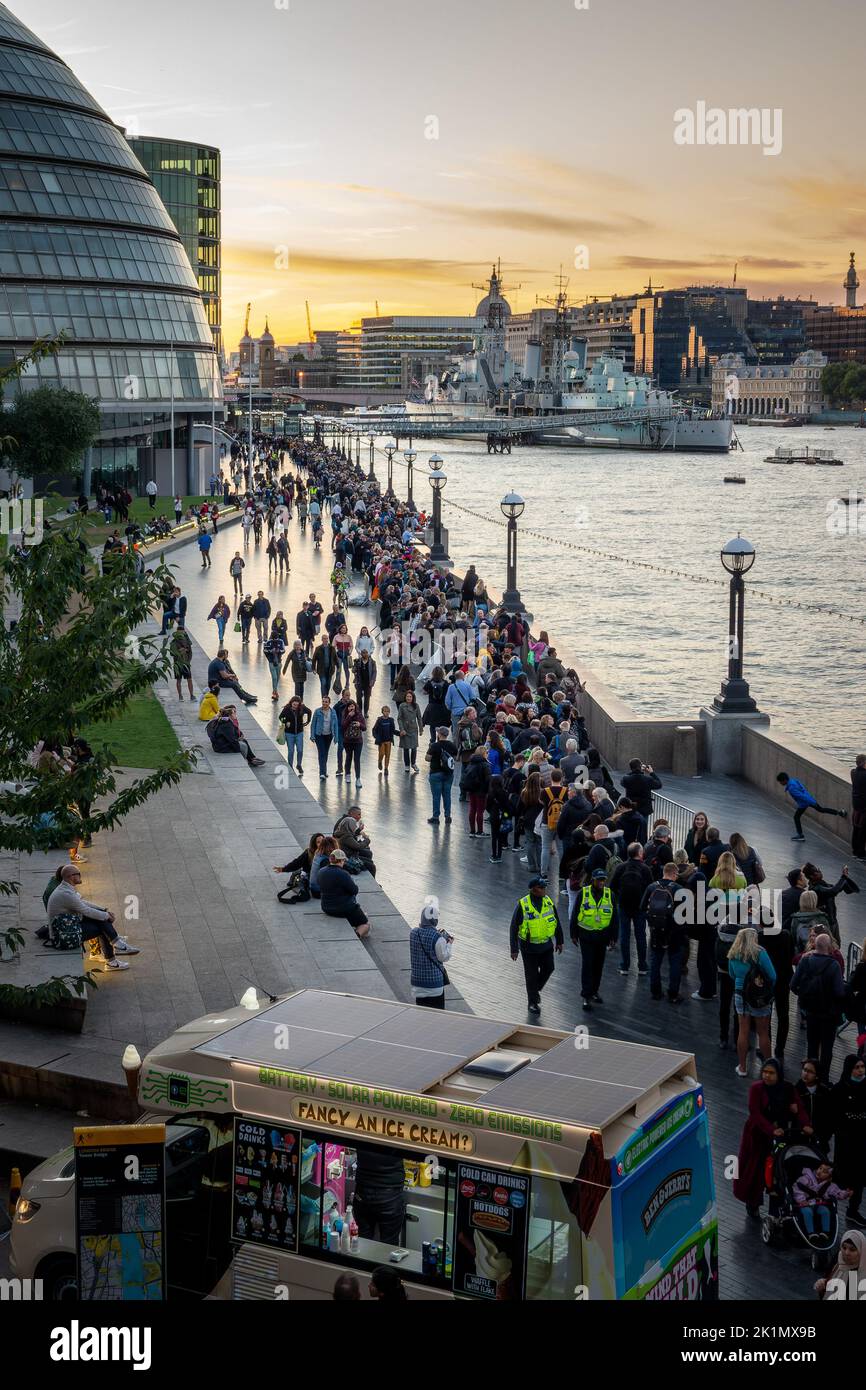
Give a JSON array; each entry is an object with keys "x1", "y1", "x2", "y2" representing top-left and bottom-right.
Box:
[{"x1": 509, "y1": 876, "x2": 563, "y2": 1016}]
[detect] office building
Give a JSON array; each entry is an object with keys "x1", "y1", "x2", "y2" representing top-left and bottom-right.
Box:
[
  {"x1": 745, "y1": 297, "x2": 816, "y2": 365},
  {"x1": 129, "y1": 135, "x2": 221, "y2": 356},
  {"x1": 358, "y1": 314, "x2": 480, "y2": 390},
  {"x1": 633, "y1": 286, "x2": 749, "y2": 390},
  {"x1": 0, "y1": 2, "x2": 222, "y2": 491}
]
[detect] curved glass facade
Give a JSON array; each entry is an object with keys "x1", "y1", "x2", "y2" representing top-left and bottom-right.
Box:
[{"x1": 0, "y1": 0, "x2": 220, "y2": 447}]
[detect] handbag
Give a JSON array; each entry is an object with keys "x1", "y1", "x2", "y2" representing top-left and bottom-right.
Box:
[
  {"x1": 276, "y1": 729, "x2": 285, "y2": 745},
  {"x1": 419, "y1": 933, "x2": 450, "y2": 987},
  {"x1": 233, "y1": 620, "x2": 242, "y2": 633},
  {"x1": 753, "y1": 858, "x2": 766, "y2": 885}
]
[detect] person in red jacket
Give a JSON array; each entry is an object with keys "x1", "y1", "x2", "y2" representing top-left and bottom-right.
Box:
[{"x1": 733, "y1": 1059, "x2": 812, "y2": 1217}]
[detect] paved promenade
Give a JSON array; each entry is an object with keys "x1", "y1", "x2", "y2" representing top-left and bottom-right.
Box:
[{"x1": 159, "y1": 497, "x2": 865, "y2": 1301}]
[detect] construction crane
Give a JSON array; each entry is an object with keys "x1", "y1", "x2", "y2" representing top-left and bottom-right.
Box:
[
  {"x1": 375, "y1": 300, "x2": 380, "y2": 317},
  {"x1": 243, "y1": 302, "x2": 251, "y2": 338},
  {"x1": 305, "y1": 300, "x2": 314, "y2": 344}
]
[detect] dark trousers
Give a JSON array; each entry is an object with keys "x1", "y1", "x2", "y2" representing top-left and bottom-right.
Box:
[
  {"x1": 403, "y1": 745, "x2": 417, "y2": 768},
  {"x1": 520, "y1": 946, "x2": 555, "y2": 1006},
  {"x1": 805, "y1": 1015, "x2": 838, "y2": 1082},
  {"x1": 354, "y1": 1190, "x2": 405, "y2": 1245},
  {"x1": 771, "y1": 983, "x2": 790, "y2": 1056},
  {"x1": 718, "y1": 970, "x2": 736, "y2": 1045},
  {"x1": 81, "y1": 913, "x2": 118, "y2": 961},
  {"x1": 314, "y1": 734, "x2": 332, "y2": 774},
  {"x1": 695, "y1": 932, "x2": 717, "y2": 999},
  {"x1": 356, "y1": 687, "x2": 372, "y2": 717},
  {"x1": 577, "y1": 929, "x2": 607, "y2": 1000},
  {"x1": 344, "y1": 745, "x2": 362, "y2": 780},
  {"x1": 416, "y1": 993, "x2": 445, "y2": 1009},
  {"x1": 853, "y1": 810, "x2": 866, "y2": 858},
  {"x1": 650, "y1": 945, "x2": 683, "y2": 1000},
  {"x1": 794, "y1": 804, "x2": 843, "y2": 834}
]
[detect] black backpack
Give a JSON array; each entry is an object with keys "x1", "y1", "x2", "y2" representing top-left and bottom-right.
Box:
[
  {"x1": 794, "y1": 957, "x2": 838, "y2": 1016},
  {"x1": 646, "y1": 885, "x2": 676, "y2": 949},
  {"x1": 741, "y1": 961, "x2": 774, "y2": 1010}
]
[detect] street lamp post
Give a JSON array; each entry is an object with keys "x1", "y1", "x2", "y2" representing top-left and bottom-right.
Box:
[
  {"x1": 500, "y1": 491, "x2": 526, "y2": 612},
  {"x1": 404, "y1": 447, "x2": 417, "y2": 507},
  {"x1": 355, "y1": 429, "x2": 361, "y2": 468},
  {"x1": 427, "y1": 453, "x2": 449, "y2": 562},
  {"x1": 714, "y1": 534, "x2": 758, "y2": 712},
  {"x1": 384, "y1": 439, "x2": 396, "y2": 495},
  {"x1": 367, "y1": 432, "x2": 376, "y2": 482}
]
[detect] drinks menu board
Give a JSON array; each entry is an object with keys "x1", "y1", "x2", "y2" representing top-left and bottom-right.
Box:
[
  {"x1": 452, "y1": 1164, "x2": 529, "y2": 1300},
  {"x1": 74, "y1": 1124, "x2": 167, "y2": 1301},
  {"x1": 232, "y1": 1117, "x2": 300, "y2": 1251}
]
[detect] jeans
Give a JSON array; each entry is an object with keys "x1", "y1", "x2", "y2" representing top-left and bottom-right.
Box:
[
  {"x1": 267, "y1": 661, "x2": 281, "y2": 694},
  {"x1": 232, "y1": 575, "x2": 243, "y2": 596},
  {"x1": 520, "y1": 946, "x2": 555, "y2": 1007},
  {"x1": 255, "y1": 617, "x2": 268, "y2": 641},
  {"x1": 240, "y1": 618, "x2": 252, "y2": 642},
  {"x1": 319, "y1": 674, "x2": 332, "y2": 698},
  {"x1": 799, "y1": 1204, "x2": 831, "y2": 1235},
  {"x1": 200, "y1": 550, "x2": 211, "y2": 566},
  {"x1": 576, "y1": 928, "x2": 607, "y2": 999},
  {"x1": 314, "y1": 734, "x2": 332, "y2": 775},
  {"x1": 523, "y1": 829, "x2": 541, "y2": 874},
  {"x1": 215, "y1": 617, "x2": 226, "y2": 642},
  {"x1": 285, "y1": 732, "x2": 304, "y2": 770},
  {"x1": 81, "y1": 913, "x2": 118, "y2": 962},
  {"x1": 429, "y1": 772, "x2": 453, "y2": 819},
  {"x1": 344, "y1": 745, "x2": 362, "y2": 781},
  {"x1": 649, "y1": 944, "x2": 683, "y2": 999},
  {"x1": 540, "y1": 826, "x2": 559, "y2": 877},
  {"x1": 335, "y1": 653, "x2": 350, "y2": 690},
  {"x1": 619, "y1": 911, "x2": 647, "y2": 971}
]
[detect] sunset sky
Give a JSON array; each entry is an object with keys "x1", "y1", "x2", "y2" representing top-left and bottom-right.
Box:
[{"x1": 15, "y1": 0, "x2": 866, "y2": 348}]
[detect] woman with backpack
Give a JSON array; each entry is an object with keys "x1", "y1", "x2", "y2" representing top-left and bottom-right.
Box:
[
  {"x1": 728, "y1": 926, "x2": 777, "y2": 1078},
  {"x1": 729, "y1": 831, "x2": 765, "y2": 887},
  {"x1": 462, "y1": 748, "x2": 491, "y2": 838},
  {"x1": 733, "y1": 1058, "x2": 810, "y2": 1218}
]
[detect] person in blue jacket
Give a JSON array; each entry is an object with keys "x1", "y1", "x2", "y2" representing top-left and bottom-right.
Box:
[
  {"x1": 777, "y1": 772, "x2": 847, "y2": 841},
  {"x1": 311, "y1": 696, "x2": 339, "y2": 780}
]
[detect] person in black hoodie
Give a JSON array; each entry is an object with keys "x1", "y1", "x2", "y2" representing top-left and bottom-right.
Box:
[
  {"x1": 610, "y1": 843, "x2": 653, "y2": 976},
  {"x1": 851, "y1": 753, "x2": 866, "y2": 860},
  {"x1": 832, "y1": 1055, "x2": 866, "y2": 1224},
  {"x1": 803, "y1": 862, "x2": 854, "y2": 944},
  {"x1": 795, "y1": 1058, "x2": 835, "y2": 1153},
  {"x1": 422, "y1": 667, "x2": 450, "y2": 744},
  {"x1": 486, "y1": 773, "x2": 513, "y2": 863}
]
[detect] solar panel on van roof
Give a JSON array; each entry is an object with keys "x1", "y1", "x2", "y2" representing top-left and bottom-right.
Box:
[
  {"x1": 362, "y1": 1010, "x2": 512, "y2": 1055},
  {"x1": 529, "y1": 1036, "x2": 692, "y2": 1088},
  {"x1": 308, "y1": 1037, "x2": 466, "y2": 1091},
  {"x1": 196, "y1": 1021, "x2": 355, "y2": 1069},
  {"x1": 479, "y1": 1069, "x2": 646, "y2": 1130}
]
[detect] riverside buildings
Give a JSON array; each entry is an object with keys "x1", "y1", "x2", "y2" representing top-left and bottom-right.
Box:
[
  {"x1": 0, "y1": 2, "x2": 222, "y2": 492},
  {"x1": 711, "y1": 350, "x2": 827, "y2": 418}
]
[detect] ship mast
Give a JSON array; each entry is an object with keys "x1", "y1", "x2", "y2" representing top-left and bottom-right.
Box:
[{"x1": 536, "y1": 267, "x2": 573, "y2": 385}]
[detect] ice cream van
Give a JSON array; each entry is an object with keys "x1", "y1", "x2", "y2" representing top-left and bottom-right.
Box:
[{"x1": 11, "y1": 989, "x2": 718, "y2": 1301}]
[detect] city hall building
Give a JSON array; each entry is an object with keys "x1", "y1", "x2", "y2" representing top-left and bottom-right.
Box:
[{"x1": 0, "y1": 2, "x2": 225, "y2": 493}]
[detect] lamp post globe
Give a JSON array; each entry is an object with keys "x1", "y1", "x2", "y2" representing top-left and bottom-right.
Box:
[
  {"x1": 427, "y1": 465, "x2": 449, "y2": 562},
  {"x1": 384, "y1": 439, "x2": 397, "y2": 495},
  {"x1": 500, "y1": 491, "x2": 526, "y2": 613},
  {"x1": 715, "y1": 534, "x2": 758, "y2": 712}
]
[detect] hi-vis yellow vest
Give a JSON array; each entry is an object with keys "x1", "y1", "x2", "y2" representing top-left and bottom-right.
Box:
[
  {"x1": 576, "y1": 886, "x2": 614, "y2": 932},
  {"x1": 518, "y1": 894, "x2": 558, "y2": 946}
]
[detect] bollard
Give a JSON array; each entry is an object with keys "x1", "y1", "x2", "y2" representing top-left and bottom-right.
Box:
[
  {"x1": 8, "y1": 1165, "x2": 22, "y2": 1217},
  {"x1": 672, "y1": 725, "x2": 698, "y2": 779}
]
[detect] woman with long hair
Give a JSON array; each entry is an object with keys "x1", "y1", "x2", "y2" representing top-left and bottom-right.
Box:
[
  {"x1": 274, "y1": 831, "x2": 323, "y2": 903},
  {"x1": 729, "y1": 831, "x2": 764, "y2": 887},
  {"x1": 397, "y1": 689, "x2": 422, "y2": 771},
  {"x1": 712, "y1": 850, "x2": 750, "y2": 1049},
  {"x1": 393, "y1": 664, "x2": 415, "y2": 706},
  {"x1": 518, "y1": 771, "x2": 544, "y2": 877},
  {"x1": 684, "y1": 811, "x2": 709, "y2": 864},
  {"x1": 728, "y1": 926, "x2": 776, "y2": 1077}
]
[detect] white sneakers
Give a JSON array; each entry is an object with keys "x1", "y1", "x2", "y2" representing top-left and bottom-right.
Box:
[
  {"x1": 114, "y1": 938, "x2": 140, "y2": 955},
  {"x1": 105, "y1": 959, "x2": 130, "y2": 970}
]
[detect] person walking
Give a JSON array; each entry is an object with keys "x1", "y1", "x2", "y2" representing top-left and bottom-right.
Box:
[
  {"x1": 445, "y1": 672, "x2": 475, "y2": 741},
  {"x1": 353, "y1": 649, "x2": 377, "y2": 718},
  {"x1": 517, "y1": 771, "x2": 544, "y2": 876},
  {"x1": 229, "y1": 551, "x2": 245, "y2": 598},
  {"x1": 340, "y1": 700, "x2": 366, "y2": 789},
  {"x1": 197, "y1": 527, "x2": 213, "y2": 568},
  {"x1": 539, "y1": 769, "x2": 567, "y2": 881},
  {"x1": 252, "y1": 591, "x2": 271, "y2": 643},
  {"x1": 509, "y1": 877, "x2": 564, "y2": 1016},
  {"x1": 610, "y1": 842, "x2": 653, "y2": 978},
  {"x1": 169, "y1": 625, "x2": 194, "y2": 701},
  {"x1": 372, "y1": 705, "x2": 396, "y2": 776},
  {"x1": 397, "y1": 690, "x2": 422, "y2": 772},
  {"x1": 333, "y1": 622, "x2": 353, "y2": 693},
  {"x1": 486, "y1": 773, "x2": 513, "y2": 864},
  {"x1": 791, "y1": 933, "x2": 846, "y2": 1082},
  {"x1": 238, "y1": 594, "x2": 254, "y2": 644},
  {"x1": 145, "y1": 477, "x2": 158, "y2": 509},
  {"x1": 410, "y1": 896, "x2": 453, "y2": 1009},
  {"x1": 831, "y1": 1056, "x2": 866, "y2": 1227},
  {"x1": 728, "y1": 926, "x2": 777, "y2": 1078},
  {"x1": 284, "y1": 638, "x2": 308, "y2": 701},
  {"x1": 208, "y1": 596, "x2": 230, "y2": 645},
  {"x1": 427, "y1": 726, "x2": 458, "y2": 826},
  {"x1": 263, "y1": 631, "x2": 287, "y2": 701},
  {"x1": 311, "y1": 695, "x2": 338, "y2": 780},
  {"x1": 462, "y1": 747, "x2": 491, "y2": 838},
  {"x1": 278, "y1": 695, "x2": 311, "y2": 776},
  {"x1": 777, "y1": 771, "x2": 847, "y2": 841},
  {"x1": 641, "y1": 862, "x2": 686, "y2": 1004},
  {"x1": 312, "y1": 634, "x2": 337, "y2": 698},
  {"x1": 733, "y1": 1059, "x2": 810, "y2": 1218},
  {"x1": 571, "y1": 867, "x2": 616, "y2": 1011}
]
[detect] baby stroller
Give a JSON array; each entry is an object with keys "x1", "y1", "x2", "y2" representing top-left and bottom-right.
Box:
[{"x1": 761, "y1": 1138, "x2": 839, "y2": 1270}]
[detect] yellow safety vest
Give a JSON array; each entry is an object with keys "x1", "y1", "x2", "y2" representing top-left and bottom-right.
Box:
[
  {"x1": 518, "y1": 894, "x2": 558, "y2": 946},
  {"x1": 576, "y1": 886, "x2": 614, "y2": 932}
]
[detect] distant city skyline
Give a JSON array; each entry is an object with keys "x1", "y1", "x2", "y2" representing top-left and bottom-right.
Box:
[{"x1": 14, "y1": 0, "x2": 866, "y2": 346}]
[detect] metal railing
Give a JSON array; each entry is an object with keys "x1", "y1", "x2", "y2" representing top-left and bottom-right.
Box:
[{"x1": 651, "y1": 792, "x2": 694, "y2": 852}]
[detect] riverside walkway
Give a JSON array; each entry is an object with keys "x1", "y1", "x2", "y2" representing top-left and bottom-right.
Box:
[{"x1": 159, "y1": 489, "x2": 865, "y2": 1303}]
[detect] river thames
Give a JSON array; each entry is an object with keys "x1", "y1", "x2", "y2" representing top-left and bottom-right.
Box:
[{"x1": 389, "y1": 421, "x2": 866, "y2": 760}]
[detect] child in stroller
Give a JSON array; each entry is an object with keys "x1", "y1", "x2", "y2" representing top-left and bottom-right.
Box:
[{"x1": 763, "y1": 1140, "x2": 845, "y2": 1268}]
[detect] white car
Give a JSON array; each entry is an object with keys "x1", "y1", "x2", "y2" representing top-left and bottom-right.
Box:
[{"x1": 10, "y1": 1115, "x2": 234, "y2": 1300}]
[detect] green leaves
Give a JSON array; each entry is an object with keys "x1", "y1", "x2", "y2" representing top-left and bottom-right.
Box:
[{"x1": 2, "y1": 384, "x2": 100, "y2": 482}]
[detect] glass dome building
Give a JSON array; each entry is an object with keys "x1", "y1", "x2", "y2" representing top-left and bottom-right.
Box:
[{"x1": 0, "y1": 2, "x2": 223, "y2": 491}]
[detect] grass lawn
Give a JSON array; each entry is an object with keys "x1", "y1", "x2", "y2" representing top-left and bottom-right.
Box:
[
  {"x1": 51, "y1": 495, "x2": 210, "y2": 547},
  {"x1": 79, "y1": 688, "x2": 183, "y2": 770}
]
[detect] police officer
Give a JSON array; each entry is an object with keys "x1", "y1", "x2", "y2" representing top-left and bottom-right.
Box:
[
  {"x1": 509, "y1": 876, "x2": 563, "y2": 1016},
  {"x1": 570, "y1": 867, "x2": 615, "y2": 1011}
]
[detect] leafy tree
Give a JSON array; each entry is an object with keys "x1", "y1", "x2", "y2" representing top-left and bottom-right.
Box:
[
  {"x1": 821, "y1": 360, "x2": 866, "y2": 406},
  {"x1": 0, "y1": 524, "x2": 196, "y2": 1012},
  {"x1": 3, "y1": 384, "x2": 100, "y2": 485},
  {"x1": 821, "y1": 362, "x2": 848, "y2": 404}
]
